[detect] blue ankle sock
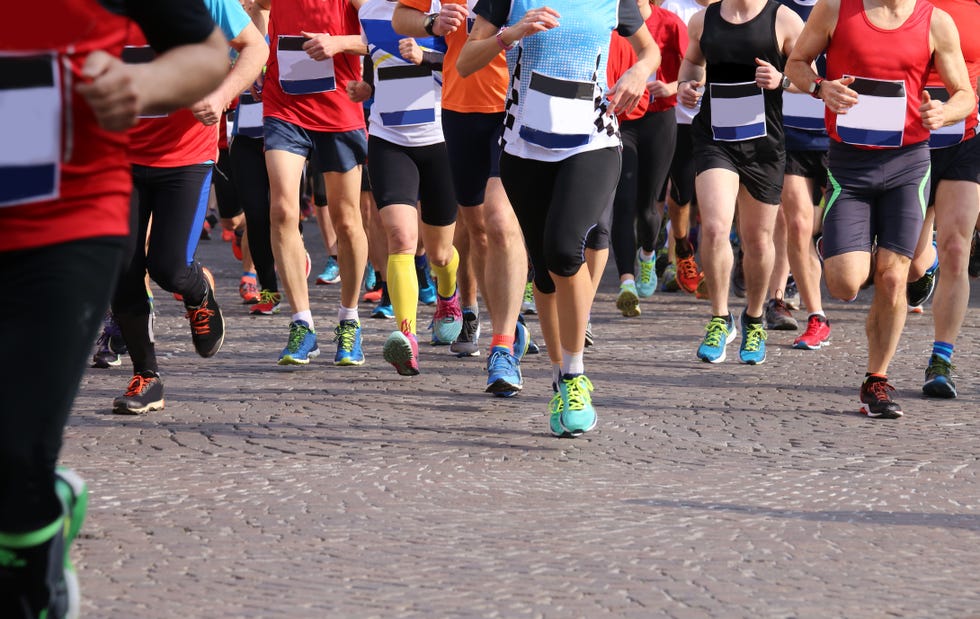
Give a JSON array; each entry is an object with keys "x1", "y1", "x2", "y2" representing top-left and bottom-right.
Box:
[{"x1": 932, "y1": 341, "x2": 954, "y2": 362}]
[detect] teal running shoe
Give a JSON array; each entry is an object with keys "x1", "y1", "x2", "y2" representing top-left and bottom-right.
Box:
[
  {"x1": 486, "y1": 347, "x2": 522, "y2": 397},
  {"x1": 363, "y1": 262, "x2": 377, "y2": 292},
  {"x1": 278, "y1": 320, "x2": 319, "y2": 365},
  {"x1": 616, "y1": 281, "x2": 641, "y2": 317},
  {"x1": 431, "y1": 288, "x2": 463, "y2": 345},
  {"x1": 548, "y1": 388, "x2": 570, "y2": 437},
  {"x1": 333, "y1": 320, "x2": 365, "y2": 366},
  {"x1": 738, "y1": 313, "x2": 768, "y2": 365},
  {"x1": 316, "y1": 256, "x2": 341, "y2": 285},
  {"x1": 558, "y1": 374, "x2": 597, "y2": 436},
  {"x1": 696, "y1": 314, "x2": 737, "y2": 363},
  {"x1": 636, "y1": 250, "x2": 658, "y2": 298}
]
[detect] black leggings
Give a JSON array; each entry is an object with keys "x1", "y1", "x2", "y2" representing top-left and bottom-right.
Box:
[
  {"x1": 229, "y1": 135, "x2": 277, "y2": 291},
  {"x1": 112, "y1": 163, "x2": 213, "y2": 374},
  {"x1": 660, "y1": 122, "x2": 696, "y2": 206},
  {"x1": 367, "y1": 135, "x2": 457, "y2": 227},
  {"x1": 501, "y1": 147, "x2": 622, "y2": 294},
  {"x1": 213, "y1": 147, "x2": 242, "y2": 219},
  {"x1": 0, "y1": 237, "x2": 125, "y2": 532},
  {"x1": 613, "y1": 108, "x2": 676, "y2": 275}
]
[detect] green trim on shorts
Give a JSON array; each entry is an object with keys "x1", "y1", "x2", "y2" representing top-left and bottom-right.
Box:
[
  {"x1": 823, "y1": 170, "x2": 842, "y2": 224},
  {"x1": 0, "y1": 517, "x2": 64, "y2": 549},
  {"x1": 917, "y1": 163, "x2": 932, "y2": 218}
]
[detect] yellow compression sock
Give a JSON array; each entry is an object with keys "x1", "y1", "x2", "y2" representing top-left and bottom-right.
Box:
[
  {"x1": 387, "y1": 253, "x2": 418, "y2": 334},
  {"x1": 429, "y1": 246, "x2": 459, "y2": 299}
]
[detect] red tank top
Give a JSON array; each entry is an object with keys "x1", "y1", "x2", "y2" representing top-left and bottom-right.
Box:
[
  {"x1": 126, "y1": 27, "x2": 221, "y2": 167},
  {"x1": 2, "y1": 1, "x2": 132, "y2": 252},
  {"x1": 263, "y1": 0, "x2": 366, "y2": 133},
  {"x1": 925, "y1": 0, "x2": 979, "y2": 143},
  {"x1": 826, "y1": 0, "x2": 934, "y2": 148}
]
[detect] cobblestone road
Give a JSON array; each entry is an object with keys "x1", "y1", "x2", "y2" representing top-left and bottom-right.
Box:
[{"x1": 67, "y1": 227, "x2": 980, "y2": 618}]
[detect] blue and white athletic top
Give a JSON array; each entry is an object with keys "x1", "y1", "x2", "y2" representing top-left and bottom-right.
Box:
[
  {"x1": 360, "y1": 0, "x2": 447, "y2": 148},
  {"x1": 475, "y1": 0, "x2": 644, "y2": 162}
]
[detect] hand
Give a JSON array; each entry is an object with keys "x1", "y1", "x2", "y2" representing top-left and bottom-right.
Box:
[
  {"x1": 431, "y1": 4, "x2": 469, "y2": 36},
  {"x1": 821, "y1": 76, "x2": 858, "y2": 114},
  {"x1": 250, "y1": 73, "x2": 264, "y2": 101},
  {"x1": 399, "y1": 38, "x2": 423, "y2": 65},
  {"x1": 919, "y1": 90, "x2": 945, "y2": 131},
  {"x1": 646, "y1": 79, "x2": 671, "y2": 99},
  {"x1": 346, "y1": 80, "x2": 372, "y2": 103},
  {"x1": 301, "y1": 31, "x2": 342, "y2": 61},
  {"x1": 76, "y1": 50, "x2": 143, "y2": 131},
  {"x1": 190, "y1": 94, "x2": 225, "y2": 126},
  {"x1": 754, "y1": 58, "x2": 781, "y2": 90},
  {"x1": 607, "y1": 65, "x2": 648, "y2": 116},
  {"x1": 677, "y1": 80, "x2": 702, "y2": 109},
  {"x1": 502, "y1": 6, "x2": 560, "y2": 45}
]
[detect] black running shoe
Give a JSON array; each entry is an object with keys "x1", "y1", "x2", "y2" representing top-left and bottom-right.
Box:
[
  {"x1": 185, "y1": 267, "x2": 225, "y2": 358},
  {"x1": 907, "y1": 267, "x2": 938, "y2": 308},
  {"x1": 859, "y1": 376, "x2": 903, "y2": 419},
  {"x1": 923, "y1": 354, "x2": 957, "y2": 398},
  {"x1": 113, "y1": 371, "x2": 164, "y2": 414},
  {"x1": 764, "y1": 297, "x2": 798, "y2": 330}
]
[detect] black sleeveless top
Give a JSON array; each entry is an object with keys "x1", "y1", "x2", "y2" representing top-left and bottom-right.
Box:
[{"x1": 693, "y1": 0, "x2": 786, "y2": 152}]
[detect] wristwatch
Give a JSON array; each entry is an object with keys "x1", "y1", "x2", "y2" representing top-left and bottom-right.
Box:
[
  {"x1": 780, "y1": 73, "x2": 792, "y2": 90},
  {"x1": 808, "y1": 77, "x2": 824, "y2": 99},
  {"x1": 423, "y1": 13, "x2": 438, "y2": 36}
]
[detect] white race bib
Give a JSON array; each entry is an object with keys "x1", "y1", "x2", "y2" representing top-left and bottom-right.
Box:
[
  {"x1": 0, "y1": 53, "x2": 61, "y2": 207},
  {"x1": 233, "y1": 91, "x2": 264, "y2": 138},
  {"x1": 277, "y1": 35, "x2": 335, "y2": 95},
  {"x1": 783, "y1": 91, "x2": 826, "y2": 131},
  {"x1": 925, "y1": 86, "x2": 966, "y2": 149},
  {"x1": 520, "y1": 71, "x2": 596, "y2": 150},
  {"x1": 835, "y1": 76, "x2": 906, "y2": 148},
  {"x1": 374, "y1": 64, "x2": 435, "y2": 127},
  {"x1": 709, "y1": 81, "x2": 766, "y2": 142}
]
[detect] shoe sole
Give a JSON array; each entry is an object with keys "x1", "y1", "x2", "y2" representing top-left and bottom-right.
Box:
[
  {"x1": 112, "y1": 398, "x2": 164, "y2": 415},
  {"x1": 371, "y1": 311, "x2": 394, "y2": 319},
  {"x1": 451, "y1": 346, "x2": 480, "y2": 357},
  {"x1": 316, "y1": 277, "x2": 341, "y2": 285},
  {"x1": 739, "y1": 353, "x2": 766, "y2": 365},
  {"x1": 560, "y1": 412, "x2": 597, "y2": 436},
  {"x1": 792, "y1": 339, "x2": 831, "y2": 350},
  {"x1": 278, "y1": 349, "x2": 320, "y2": 366},
  {"x1": 383, "y1": 333, "x2": 419, "y2": 376},
  {"x1": 335, "y1": 357, "x2": 366, "y2": 367},
  {"x1": 92, "y1": 355, "x2": 122, "y2": 368},
  {"x1": 860, "y1": 403, "x2": 904, "y2": 419},
  {"x1": 486, "y1": 378, "x2": 522, "y2": 397},
  {"x1": 767, "y1": 320, "x2": 799, "y2": 331},
  {"x1": 250, "y1": 307, "x2": 281, "y2": 315},
  {"x1": 616, "y1": 291, "x2": 641, "y2": 317}
]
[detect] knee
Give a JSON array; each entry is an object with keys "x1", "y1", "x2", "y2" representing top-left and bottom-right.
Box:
[
  {"x1": 544, "y1": 240, "x2": 585, "y2": 279},
  {"x1": 874, "y1": 264, "x2": 907, "y2": 300},
  {"x1": 824, "y1": 269, "x2": 860, "y2": 302},
  {"x1": 269, "y1": 202, "x2": 297, "y2": 227},
  {"x1": 938, "y1": 237, "x2": 971, "y2": 275}
]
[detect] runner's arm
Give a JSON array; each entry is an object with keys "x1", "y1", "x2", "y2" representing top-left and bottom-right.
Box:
[{"x1": 926, "y1": 8, "x2": 974, "y2": 128}]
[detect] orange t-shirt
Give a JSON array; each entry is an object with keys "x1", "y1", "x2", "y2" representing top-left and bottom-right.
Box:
[{"x1": 398, "y1": 0, "x2": 508, "y2": 113}]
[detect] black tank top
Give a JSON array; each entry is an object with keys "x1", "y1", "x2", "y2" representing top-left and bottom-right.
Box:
[{"x1": 694, "y1": 0, "x2": 785, "y2": 151}]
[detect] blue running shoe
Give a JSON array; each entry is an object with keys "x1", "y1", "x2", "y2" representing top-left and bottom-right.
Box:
[
  {"x1": 371, "y1": 287, "x2": 394, "y2": 319},
  {"x1": 636, "y1": 250, "x2": 658, "y2": 298},
  {"x1": 333, "y1": 319, "x2": 365, "y2": 366},
  {"x1": 316, "y1": 256, "x2": 341, "y2": 285},
  {"x1": 696, "y1": 314, "x2": 737, "y2": 363},
  {"x1": 516, "y1": 313, "x2": 540, "y2": 355},
  {"x1": 558, "y1": 373, "x2": 596, "y2": 437},
  {"x1": 431, "y1": 288, "x2": 463, "y2": 345},
  {"x1": 738, "y1": 313, "x2": 768, "y2": 365},
  {"x1": 486, "y1": 347, "x2": 522, "y2": 397},
  {"x1": 923, "y1": 354, "x2": 956, "y2": 398},
  {"x1": 514, "y1": 318, "x2": 530, "y2": 361},
  {"x1": 278, "y1": 320, "x2": 320, "y2": 365},
  {"x1": 363, "y1": 262, "x2": 377, "y2": 292},
  {"x1": 417, "y1": 262, "x2": 437, "y2": 305}
]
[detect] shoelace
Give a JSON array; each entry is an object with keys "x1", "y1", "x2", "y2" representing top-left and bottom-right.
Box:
[
  {"x1": 562, "y1": 375, "x2": 594, "y2": 411},
  {"x1": 185, "y1": 302, "x2": 214, "y2": 335},
  {"x1": 434, "y1": 296, "x2": 462, "y2": 322},
  {"x1": 524, "y1": 284, "x2": 535, "y2": 304},
  {"x1": 548, "y1": 391, "x2": 563, "y2": 415},
  {"x1": 866, "y1": 379, "x2": 895, "y2": 401},
  {"x1": 287, "y1": 323, "x2": 311, "y2": 352},
  {"x1": 677, "y1": 255, "x2": 699, "y2": 283},
  {"x1": 801, "y1": 315, "x2": 826, "y2": 338},
  {"x1": 487, "y1": 349, "x2": 516, "y2": 372},
  {"x1": 742, "y1": 324, "x2": 767, "y2": 352},
  {"x1": 124, "y1": 374, "x2": 153, "y2": 397},
  {"x1": 333, "y1": 323, "x2": 358, "y2": 351},
  {"x1": 257, "y1": 290, "x2": 280, "y2": 305},
  {"x1": 638, "y1": 258, "x2": 655, "y2": 284},
  {"x1": 702, "y1": 318, "x2": 729, "y2": 347},
  {"x1": 928, "y1": 356, "x2": 954, "y2": 377}
]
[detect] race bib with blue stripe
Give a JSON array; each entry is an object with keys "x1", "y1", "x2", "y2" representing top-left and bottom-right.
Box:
[
  {"x1": 519, "y1": 71, "x2": 596, "y2": 150},
  {"x1": 924, "y1": 86, "x2": 966, "y2": 149},
  {"x1": 0, "y1": 53, "x2": 61, "y2": 207},
  {"x1": 277, "y1": 35, "x2": 335, "y2": 95},
  {"x1": 783, "y1": 91, "x2": 826, "y2": 131},
  {"x1": 835, "y1": 76, "x2": 906, "y2": 148},
  {"x1": 709, "y1": 81, "x2": 766, "y2": 142},
  {"x1": 233, "y1": 91, "x2": 264, "y2": 138},
  {"x1": 374, "y1": 64, "x2": 435, "y2": 127}
]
